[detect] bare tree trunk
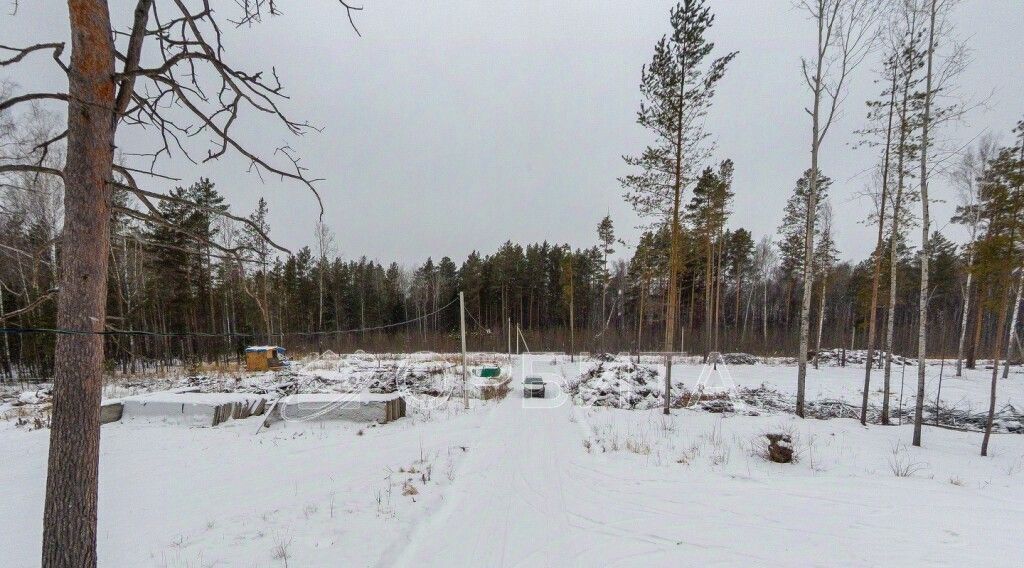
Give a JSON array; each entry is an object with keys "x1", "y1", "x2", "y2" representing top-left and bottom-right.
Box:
[
  {"x1": 0, "y1": 288, "x2": 11, "y2": 378},
  {"x1": 637, "y1": 277, "x2": 646, "y2": 357},
  {"x1": 814, "y1": 272, "x2": 827, "y2": 369},
  {"x1": 796, "y1": 4, "x2": 827, "y2": 419},
  {"x1": 982, "y1": 274, "x2": 1013, "y2": 456},
  {"x1": 704, "y1": 236, "x2": 714, "y2": 357},
  {"x1": 913, "y1": 0, "x2": 938, "y2": 448},
  {"x1": 1002, "y1": 270, "x2": 1023, "y2": 379},
  {"x1": 762, "y1": 279, "x2": 768, "y2": 343},
  {"x1": 569, "y1": 275, "x2": 575, "y2": 362},
  {"x1": 968, "y1": 282, "x2": 985, "y2": 369},
  {"x1": 742, "y1": 283, "x2": 753, "y2": 342},
  {"x1": 797, "y1": 163, "x2": 819, "y2": 417},
  {"x1": 881, "y1": 204, "x2": 901, "y2": 426},
  {"x1": 956, "y1": 269, "x2": 974, "y2": 376},
  {"x1": 796, "y1": 0, "x2": 875, "y2": 417},
  {"x1": 881, "y1": 38, "x2": 917, "y2": 425},
  {"x1": 861, "y1": 64, "x2": 896, "y2": 424},
  {"x1": 714, "y1": 234, "x2": 723, "y2": 353},
  {"x1": 42, "y1": 1, "x2": 116, "y2": 564}
]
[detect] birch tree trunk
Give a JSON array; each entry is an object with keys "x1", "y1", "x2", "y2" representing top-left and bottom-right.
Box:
[
  {"x1": 1002, "y1": 270, "x2": 1023, "y2": 379},
  {"x1": 913, "y1": 0, "x2": 938, "y2": 448},
  {"x1": 861, "y1": 65, "x2": 896, "y2": 424},
  {"x1": 0, "y1": 289, "x2": 11, "y2": 378},
  {"x1": 797, "y1": 55, "x2": 823, "y2": 418},
  {"x1": 955, "y1": 269, "x2": 974, "y2": 376},
  {"x1": 762, "y1": 280, "x2": 768, "y2": 343}
]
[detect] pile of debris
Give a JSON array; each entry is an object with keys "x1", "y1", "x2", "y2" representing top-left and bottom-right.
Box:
[
  {"x1": 813, "y1": 349, "x2": 913, "y2": 367},
  {"x1": 720, "y1": 353, "x2": 760, "y2": 365},
  {"x1": 15, "y1": 388, "x2": 52, "y2": 406},
  {"x1": 736, "y1": 384, "x2": 1023, "y2": 433},
  {"x1": 176, "y1": 360, "x2": 451, "y2": 397},
  {"x1": 1, "y1": 387, "x2": 53, "y2": 430},
  {"x1": 737, "y1": 385, "x2": 868, "y2": 420},
  {"x1": 891, "y1": 402, "x2": 1023, "y2": 433},
  {"x1": 568, "y1": 362, "x2": 664, "y2": 409}
]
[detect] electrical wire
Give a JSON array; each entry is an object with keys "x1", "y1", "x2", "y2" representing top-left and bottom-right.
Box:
[{"x1": 0, "y1": 297, "x2": 460, "y2": 339}]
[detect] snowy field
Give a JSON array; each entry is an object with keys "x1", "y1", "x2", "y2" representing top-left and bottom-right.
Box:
[{"x1": 2, "y1": 353, "x2": 1024, "y2": 566}]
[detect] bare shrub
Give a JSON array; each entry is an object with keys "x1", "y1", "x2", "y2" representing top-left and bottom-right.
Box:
[
  {"x1": 625, "y1": 436, "x2": 651, "y2": 455},
  {"x1": 271, "y1": 535, "x2": 293, "y2": 567},
  {"x1": 888, "y1": 442, "x2": 926, "y2": 478},
  {"x1": 480, "y1": 379, "x2": 511, "y2": 401},
  {"x1": 710, "y1": 447, "x2": 731, "y2": 466}
]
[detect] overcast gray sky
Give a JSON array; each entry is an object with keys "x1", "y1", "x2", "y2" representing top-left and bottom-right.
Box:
[{"x1": 3, "y1": 1, "x2": 1022, "y2": 264}]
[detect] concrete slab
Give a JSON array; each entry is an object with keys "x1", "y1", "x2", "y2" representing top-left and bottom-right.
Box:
[
  {"x1": 120, "y1": 392, "x2": 267, "y2": 427},
  {"x1": 100, "y1": 401, "x2": 123, "y2": 424},
  {"x1": 263, "y1": 392, "x2": 405, "y2": 426}
]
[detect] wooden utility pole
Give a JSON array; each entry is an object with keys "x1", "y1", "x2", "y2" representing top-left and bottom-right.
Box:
[
  {"x1": 507, "y1": 317, "x2": 512, "y2": 365},
  {"x1": 460, "y1": 291, "x2": 468, "y2": 410},
  {"x1": 567, "y1": 257, "x2": 575, "y2": 362}
]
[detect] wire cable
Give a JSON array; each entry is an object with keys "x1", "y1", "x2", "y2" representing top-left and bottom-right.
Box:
[{"x1": 0, "y1": 297, "x2": 460, "y2": 339}]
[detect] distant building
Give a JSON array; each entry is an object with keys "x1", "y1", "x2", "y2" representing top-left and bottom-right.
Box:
[{"x1": 245, "y1": 345, "x2": 287, "y2": 371}]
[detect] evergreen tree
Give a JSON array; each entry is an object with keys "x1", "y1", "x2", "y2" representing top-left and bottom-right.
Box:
[{"x1": 621, "y1": 0, "x2": 736, "y2": 412}]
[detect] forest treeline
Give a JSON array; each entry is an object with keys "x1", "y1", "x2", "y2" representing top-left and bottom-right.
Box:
[{"x1": 1, "y1": 145, "x2": 1020, "y2": 378}]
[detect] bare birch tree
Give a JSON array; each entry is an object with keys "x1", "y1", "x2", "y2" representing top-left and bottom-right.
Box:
[
  {"x1": 951, "y1": 136, "x2": 996, "y2": 376},
  {"x1": 881, "y1": 1, "x2": 928, "y2": 425},
  {"x1": 795, "y1": 0, "x2": 878, "y2": 417},
  {"x1": 315, "y1": 220, "x2": 337, "y2": 353},
  {"x1": 914, "y1": 0, "x2": 967, "y2": 447},
  {"x1": 858, "y1": 31, "x2": 899, "y2": 425}
]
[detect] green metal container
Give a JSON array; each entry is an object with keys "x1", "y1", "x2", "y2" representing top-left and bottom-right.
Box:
[{"x1": 478, "y1": 366, "x2": 502, "y2": 378}]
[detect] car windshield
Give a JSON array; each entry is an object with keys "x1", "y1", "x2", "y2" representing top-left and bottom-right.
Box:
[{"x1": 525, "y1": 377, "x2": 543, "y2": 384}]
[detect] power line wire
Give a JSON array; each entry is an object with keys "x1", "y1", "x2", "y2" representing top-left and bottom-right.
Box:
[{"x1": 0, "y1": 297, "x2": 461, "y2": 339}]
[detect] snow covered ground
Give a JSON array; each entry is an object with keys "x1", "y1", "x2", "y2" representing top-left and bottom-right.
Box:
[{"x1": 2, "y1": 353, "x2": 1023, "y2": 566}]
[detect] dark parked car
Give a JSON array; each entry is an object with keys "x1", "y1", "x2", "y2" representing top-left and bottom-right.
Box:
[{"x1": 523, "y1": 376, "x2": 546, "y2": 398}]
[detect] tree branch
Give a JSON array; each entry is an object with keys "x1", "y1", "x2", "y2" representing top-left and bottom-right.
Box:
[
  {"x1": 0, "y1": 92, "x2": 70, "y2": 114},
  {"x1": 0, "y1": 289, "x2": 57, "y2": 323},
  {"x1": 0, "y1": 42, "x2": 67, "y2": 72}
]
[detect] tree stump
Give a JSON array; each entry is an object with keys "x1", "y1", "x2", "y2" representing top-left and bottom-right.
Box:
[{"x1": 765, "y1": 433, "x2": 794, "y2": 463}]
